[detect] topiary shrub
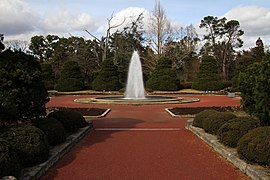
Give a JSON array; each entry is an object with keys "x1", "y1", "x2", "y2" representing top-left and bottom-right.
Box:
[
  {"x1": 92, "y1": 58, "x2": 122, "y2": 91},
  {"x1": 48, "y1": 109, "x2": 88, "y2": 133},
  {"x1": 202, "y1": 112, "x2": 237, "y2": 135},
  {"x1": 217, "y1": 117, "x2": 261, "y2": 147},
  {"x1": 192, "y1": 55, "x2": 223, "y2": 91},
  {"x1": 0, "y1": 125, "x2": 49, "y2": 166},
  {"x1": 55, "y1": 61, "x2": 84, "y2": 92},
  {"x1": 34, "y1": 117, "x2": 66, "y2": 146},
  {"x1": 0, "y1": 138, "x2": 22, "y2": 178},
  {"x1": 146, "y1": 57, "x2": 180, "y2": 91},
  {"x1": 193, "y1": 110, "x2": 219, "y2": 128},
  {"x1": 237, "y1": 126, "x2": 270, "y2": 165}
]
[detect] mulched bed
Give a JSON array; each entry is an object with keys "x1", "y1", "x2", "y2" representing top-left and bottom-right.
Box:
[
  {"x1": 169, "y1": 106, "x2": 242, "y2": 115},
  {"x1": 47, "y1": 107, "x2": 108, "y2": 116}
]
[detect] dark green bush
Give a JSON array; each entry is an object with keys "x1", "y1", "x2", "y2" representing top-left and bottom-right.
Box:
[
  {"x1": 0, "y1": 49, "x2": 48, "y2": 124},
  {"x1": 48, "y1": 109, "x2": 88, "y2": 133},
  {"x1": 146, "y1": 57, "x2": 180, "y2": 91},
  {"x1": 0, "y1": 138, "x2": 22, "y2": 178},
  {"x1": 192, "y1": 55, "x2": 223, "y2": 91},
  {"x1": 55, "y1": 61, "x2": 84, "y2": 92},
  {"x1": 218, "y1": 117, "x2": 261, "y2": 147},
  {"x1": 34, "y1": 117, "x2": 66, "y2": 146},
  {"x1": 202, "y1": 112, "x2": 237, "y2": 135},
  {"x1": 238, "y1": 56, "x2": 270, "y2": 125},
  {"x1": 92, "y1": 58, "x2": 122, "y2": 91},
  {"x1": 0, "y1": 125, "x2": 49, "y2": 166},
  {"x1": 237, "y1": 126, "x2": 270, "y2": 165},
  {"x1": 193, "y1": 110, "x2": 219, "y2": 128}
]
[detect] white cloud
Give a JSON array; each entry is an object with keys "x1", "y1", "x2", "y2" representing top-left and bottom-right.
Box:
[
  {"x1": 224, "y1": 6, "x2": 270, "y2": 49},
  {"x1": 0, "y1": 0, "x2": 100, "y2": 41},
  {"x1": 41, "y1": 11, "x2": 99, "y2": 33},
  {"x1": 104, "y1": 7, "x2": 150, "y2": 35},
  {"x1": 0, "y1": 0, "x2": 39, "y2": 35}
]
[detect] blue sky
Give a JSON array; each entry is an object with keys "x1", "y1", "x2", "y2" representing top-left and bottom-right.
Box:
[{"x1": 1, "y1": 0, "x2": 270, "y2": 49}]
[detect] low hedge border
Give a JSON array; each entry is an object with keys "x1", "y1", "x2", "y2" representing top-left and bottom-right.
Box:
[
  {"x1": 186, "y1": 119, "x2": 270, "y2": 180},
  {"x1": 20, "y1": 122, "x2": 92, "y2": 180}
]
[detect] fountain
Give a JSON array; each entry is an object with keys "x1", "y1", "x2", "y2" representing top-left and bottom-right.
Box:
[
  {"x1": 74, "y1": 50, "x2": 199, "y2": 105},
  {"x1": 124, "y1": 51, "x2": 145, "y2": 99}
]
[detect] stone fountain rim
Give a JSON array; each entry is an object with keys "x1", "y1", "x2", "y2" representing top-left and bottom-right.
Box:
[{"x1": 74, "y1": 95, "x2": 200, "y2": 105}]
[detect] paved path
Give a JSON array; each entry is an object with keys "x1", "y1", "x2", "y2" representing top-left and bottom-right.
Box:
[{"x1": 41, "y1": 95, "x2": 248, "y2": 180}]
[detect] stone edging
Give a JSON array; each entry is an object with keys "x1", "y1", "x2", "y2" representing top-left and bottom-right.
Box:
[
  {"x1": 185, "y1": 119, "x2": 270, "y2": 180},
  {"x1": 164, "y1": 108, "x2": 195, "y2": 118},
  {"x1": 83, "y1": 108, "x2": 111, "y2": 118},
  {"x1": 19, "y1": 122, "x2": 93, "y2": 180}
]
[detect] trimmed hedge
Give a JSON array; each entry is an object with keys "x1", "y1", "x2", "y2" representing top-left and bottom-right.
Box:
[
  {"x1": 202, "y1": 112, "x2": 237, "y2": 135},
  {"x1": 34, "y1": 117, "x2": 66, "y2": 146},
  {"x1": 0, "y1": 125, "x2": 49, "y2": 166},
  {"x1": 237, "y1": 126, "x2": 270, "y2": 165},
  {"x1": 0, "y1": 138, "x2": 22, "y2": 178},
  {"x1": 217, "y1": 117, "x2": 261, "y2": 147},
  {"x1": 48, "y1": 109, "x2": 88, "y2": 133},
  {"x1": 193, "y1": 110, "x2": 219, "y2": 128}
]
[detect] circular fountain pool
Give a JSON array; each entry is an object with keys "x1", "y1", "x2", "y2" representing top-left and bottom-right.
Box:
[{"x1": 74, "y1": 96, "x2": 200, "y2": 105}]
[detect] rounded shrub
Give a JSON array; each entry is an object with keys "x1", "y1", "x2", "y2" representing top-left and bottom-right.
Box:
[
  {"x1": 237, "y1": 126, "x2": 270, "y2": 165},
  {"x1": 34, "y1": 117, "x2": 66, "y2": 146},
  {"x1": 0, "y1": 138, "x2": 22, "y2": 178},
  {"x1": 217, "y1": 117, "x2": 261, "y2": 147},
  {"x1": 0, "y1": 125, "x2": 49, "y2": 166},
  {"x1": 202, "y1": 112, "x2": 237, "y2": 135},
  {"x1": 48, "y1": 109, "x2": 88, "y2": 133},
  {"x1": 193, "y1": 110, "x2": 219, "y2": 128}
]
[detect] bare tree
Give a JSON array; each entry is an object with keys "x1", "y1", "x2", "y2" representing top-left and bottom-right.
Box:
[
  {"x1": 148, "y1": 0, "x2": 172, "y2": 55},
  {"x1": 5, "y1": 40, "x2": 28, "y2": 52},
  {"x1": 85, "y1": 12, "x2": 126, "y2": 62}
]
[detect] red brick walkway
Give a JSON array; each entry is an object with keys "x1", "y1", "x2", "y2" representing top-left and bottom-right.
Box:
[{"x1": 41, "y1": 95, "x2": 248, "y2": 180}]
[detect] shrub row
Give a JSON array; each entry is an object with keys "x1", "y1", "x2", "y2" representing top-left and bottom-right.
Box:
[
  {"x1": 0, "y1": 109, "x2": 88, "y2": 178},
  {"x1": 193, "y1": 110, "x2": 270, "y2": 166}
]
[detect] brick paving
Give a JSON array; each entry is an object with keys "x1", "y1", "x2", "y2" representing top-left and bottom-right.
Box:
[{"x1": 41, "y1": 95, "x2": 248, "y2": 180}]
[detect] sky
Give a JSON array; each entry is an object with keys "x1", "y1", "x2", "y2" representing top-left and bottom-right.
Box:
[{"x1": 1, "y1": 0, "x2": 270, "y2": 50}]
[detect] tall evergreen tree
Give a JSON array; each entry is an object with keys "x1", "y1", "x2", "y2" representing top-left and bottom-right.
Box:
[
  {"x1": 192, "y1": 55, "x2": 223, "y2": 91},
  {"x1": 55, "y1": 61, "x2": 84, "y2": 92},
  {"x1": 92, "y1": 58, "x2": 122, "y2": 91},
  {"x1": 146, "y1": 56, "x2": 179, "y2": 91}
]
